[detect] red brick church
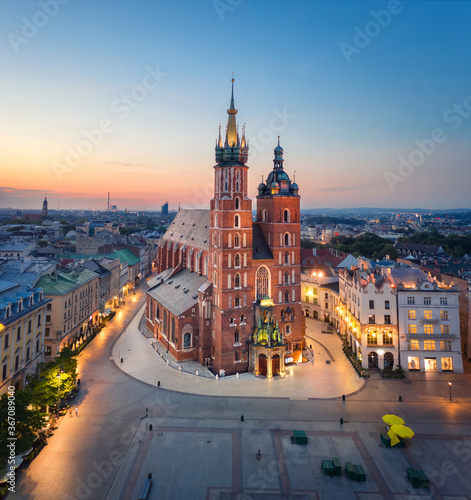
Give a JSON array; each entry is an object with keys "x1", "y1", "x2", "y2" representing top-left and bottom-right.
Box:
[{"x1": 146, "y1": 81, "x2": 303, "y2": 377}]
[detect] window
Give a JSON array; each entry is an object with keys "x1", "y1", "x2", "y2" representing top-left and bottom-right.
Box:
[
  {"x1": 286, "y1": 325, "x2": 291, "y2": 335},
  {"x1": 37, "y1": 315, "x2": 41, "y2": 327},
  {"x1": 424, "y1": 340, "x2": 435, "y2": 350},
  {"x1": 45, "y1": 346, "x2": 51, "y2": 356},
  {"x1": 16, "y1": 326, "x2": 21, "y2": 341},
  {"x1": 234, "y1": 215, "x2": 240, "y2": 228},
  {"x1": 15, "y1": 355, "x2": 19, "y2": 371},
  {"x1": 2, "y1": 365, "x2": 7, "y2": 381},
  {"x1": 284, "y1": 272, "x2": 290, "y2": 285},
  {"x1": 171, "y1": 317, "x2": 176, "y2": 343},
  {"x1": 284, "y1": 252, "x2": 289, "y2": 265},
  {"x1": 408, "y1": 356, "x2": 420, "y2": 370},
  {"x1": 424, "y1": 310, "x2": 432, "y2": 320},
  {"x1": 383, "y1": 332, "x2": 393, "y2": 345},
  {"x1": 255, "y1": 266, "x2": 270, "y2": 300},
  {"x1": 408, "y1": 310, "x2": 416, "y2": 320},
  {"x1": 284, "y1": 233, "x2": 290, "y2": 247},
  {"x1": 26, "y1": 346, "x2": 30, "y2": 362},
  {"x1": 183, "y1": 332, "x2": 191, "y2": 349},
  {"x1": 283, "y1": 209, "x2": 289, "y2": 222},
  {"x1": 234, "y1": 253, "x2": 240, "y2": 268},
  {"x1": 4, "y1": 333, "x2": 10, "y2": 349},
  {"x1": 240, "y1": 314, "x2": 246, "y2": 324},
  {"x1": 441, "y1": 357, "x2": 453, "y2": 371},
  {"x1": 234, "y1": 331, "x2": 240, "y2": 344},
  {"x1": 384, "y1": 315, "x2": 391, "y2": 324},
  {"x1": 440, "y1": 297, "x2": 448, "y2": 305},
  {"x1": 36, "y1": 338, "x2": 40, "y2": 353},
  {"x1": 234, "y1": 350, "x2": 241, "y2": 362},
  {"x1": 440, "y1": 340, "x2": 452, "y2": 351},
  {"x1": 234, "y1": 233, "x2": 240, "y2": 248},
  {"x1": 408, "y1": 340, "x2": 419, "y2": 350},
  {"x1": 407, "y1": 297, "x2": 415, "y2": 305},
  {"x1": 284, "y1": 291, "x2": 289, "y2": 303},
  {"x1": 408, "y1": 324, "x2": 417, "y2": 334},
  {"x1": 424, "y1": 324, "x2": 434, "y2": 334},
  {"x1": 47, "y1": 303, "x2": 52, "y2": 310},
  {"x1": 441, "y1": 310, "x2": 448, "y2": 320},
  {"x1": 441, "y1": 325, "x2": 450, "y2": 334},
  {"x1": 235, "y1": 295, "x2": 240, "y2": 308},
  {"x1": 367, "y1": 332, "x2": 378, "y2": 344},
  {"x1": 234, "y1": 273, "x2": 241, "y2": 288},
  {"x1": 424, "y1": 297, "x2": 431, "y2": 305},
  {"x1": 369, "y1": 300, "x2": 374, "y2": 309},
  {"x1": 368, "y1": 314, "x2": 375, "y2": 324},
  {"x1": 235, "y1": 197, "x2": 240, "y2": 210}
]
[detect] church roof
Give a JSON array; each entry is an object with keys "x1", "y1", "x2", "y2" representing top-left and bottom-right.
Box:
[
  {"x1": 147, "y1": 268, "x2": 209, "y2": 316},
  {"x1": 163, "y1": 209, "x2": 210, "y2": 250},
  {"x1": 252, "y1": 223, "x2": 273, "y2": 260}
]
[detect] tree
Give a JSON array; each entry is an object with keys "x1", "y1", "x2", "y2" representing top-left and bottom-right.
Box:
[
  {"x1": 37, "y1": 239, "x2": 49, "y2": 248},
  {"x1": 0, "y1": 390, "x2": 45, "y2": 474}
]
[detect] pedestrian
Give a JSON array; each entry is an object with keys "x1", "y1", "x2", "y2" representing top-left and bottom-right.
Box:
[
  {"x1": 75, "y1": 406, "x2": 78, "y2": 417},
  {"x1": 69, "y1": 409, "x2": 72, "y2": 418}
]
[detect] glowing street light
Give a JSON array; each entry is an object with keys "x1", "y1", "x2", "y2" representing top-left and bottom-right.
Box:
[{"x1": 448, "y1": 381, "x2": 452, "y2": 401}]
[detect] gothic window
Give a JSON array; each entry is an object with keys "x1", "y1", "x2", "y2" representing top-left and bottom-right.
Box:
[
  {"x1": 284, "y1": 252, "x2": 289, "y2": 265},
  {"x1": 235, "y1": 295, "x2": 240, "y2": 308},
  {"x1": 284, "y1": 291, "x2": 289, "y2": 303},
  {"x1": 284, "y1": 272, "x2": 289, "y2": 285},
  {"x1": 284, "y1": 209, "x2": 289, "y2": 222},
  {"x1": 183, "y1": 332, "x2": 191, "y2": 349},
  {"x1": 235, "y1": 253, "x2": 240, "y2": 267},
  {"x1": 234, "y1": 233, "x2": 240, "y2": 248},
  {"x1": 284, "y1": 233, "x2": 290, "y2": 246},
  {"x1": 240, "y1": 314, "x2": 246, "y2": 323},
  {"x1": 234, "y1": 330, "x2": 240, "y2": 344},
  {"x1": 255, "y1": 266, "x2": 270, "y2": 300},
  {"x1": 224, "y1": 168, "x2": 229, "y2": 191},
  {"x1": 280, "y1": 309, "x2": 285, "y2": 319},
  {"x1": 171, "y1": 317, "x2": 176, "y2": 342},
  {"x1": 234, "y1": 273, "x2": 241, "y2": 288},
  {"x1": 234, "y1": 350, "x2": 240, "y2": 362},
  {"x1": 235, "y1": 197, "x2": 240, "y2": 210},
  {"x1": 234, "y1": 215, "x2": 240, "y2": 228}
]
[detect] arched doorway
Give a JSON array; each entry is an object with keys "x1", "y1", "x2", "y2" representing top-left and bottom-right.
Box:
[
  {"x1": 368, "y1": 352, "x2": 378, "y2": 369},
  {"x1": 272, "y1": 354, "x2": 280, "y2": 376},
  {"x1": 305, "y1": 309, "x2": 309, "y2": 318},
  {"x1": 259, "y1": 354, "x2": 267, "y2": 376},
  {"x1": 384, "y1": 352, "x2": 394, "y2": 370},
  {"x1": 313, "y1": 311, "x2": 319, "y2": 319}
]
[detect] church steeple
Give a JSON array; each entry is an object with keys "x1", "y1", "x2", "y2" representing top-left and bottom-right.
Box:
[{"x1": 215, "y1": 78, "x2": 248, "y2": 165}]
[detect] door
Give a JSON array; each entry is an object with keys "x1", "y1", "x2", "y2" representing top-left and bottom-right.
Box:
[
  {"x1": 368, "y1": 352, "x2": 378, "y2": 369},
  {"x1": 272, "y1": 354, "x2": 280, "y2": 376},
  {"x1": 259, "y1": 354, "x2": 267, "y2": 376},
  {"x1": 425, "y1": 358, "x2": 437, "y2": 372}
]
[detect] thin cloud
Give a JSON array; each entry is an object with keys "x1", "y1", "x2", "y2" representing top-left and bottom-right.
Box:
[{"x1": 319, "y1": 183, "x2": 375, "y2": 193}]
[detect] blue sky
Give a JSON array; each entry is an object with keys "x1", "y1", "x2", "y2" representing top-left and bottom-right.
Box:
[{"x1": 1, "y1": 0, "x2": 470, "y2": 210}]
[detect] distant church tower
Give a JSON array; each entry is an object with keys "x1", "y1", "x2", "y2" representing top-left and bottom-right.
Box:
[
  {"x1": 41, "y1": 197, "x2": 48, "y2": 218},
  {"x1": 209, "y1": 79, "x2": 253, "y2": 374}
]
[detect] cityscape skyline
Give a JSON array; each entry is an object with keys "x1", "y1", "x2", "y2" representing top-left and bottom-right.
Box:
[{"x1": 1, "y1": 0, "x2": 470, "y2": 211}]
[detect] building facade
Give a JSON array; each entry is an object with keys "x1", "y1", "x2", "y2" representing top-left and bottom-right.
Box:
[
  {"x1": 0, "y1": 282, "x2": 49, "y2": 394},
  {"x1": 147, "y1": 82, "x2": 303, "y2": 377}
]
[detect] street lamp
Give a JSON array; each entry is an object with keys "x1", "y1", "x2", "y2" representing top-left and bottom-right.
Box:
[{"x1": 448, "y1": 381, "x2": 452, "y2": 401}]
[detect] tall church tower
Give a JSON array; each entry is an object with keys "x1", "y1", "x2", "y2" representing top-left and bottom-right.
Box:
[
  {"x1": 256, "y1": 139, "x2": 302, "y2": 360},
  {"x1": 41, "y1": 197, "x2": 48, "y2": 218},
  {"x1": 209, "y1": 80, "x2": 254, "y2": 376}
]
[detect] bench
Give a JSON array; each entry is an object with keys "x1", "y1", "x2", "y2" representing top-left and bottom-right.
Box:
[
  {"x1": 321, "y1": 458, "x2": 334, "y2": 476},
  {"x1": 138, "y1": 474, "x2": 152, "y2": 500},
  {"x1": 291, "y1": 430, "x2": 308, "y2": 445},
  {"x1": 380, "y1": 432, "x2": 391, "y2": 448},
  {"x1": 345, "y1": 461, "x2": 356, "y2": 481},
  {"x1": 407, "y1": 467, "x2": 429, "y2": 488},
  {"x1": 332, "y1": 457, "x2": 342, "y2": 476},
  {"x1": 354, "y1": 464, "x2": 366, "y2": 482}
]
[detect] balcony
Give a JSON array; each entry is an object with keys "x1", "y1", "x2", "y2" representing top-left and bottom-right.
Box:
[
  {"x1": 400, "y1": 333, "x2": 457, "y2": 340},
  {"x1": 419, "y1": 319, "x2": 439, "y2": 324}
]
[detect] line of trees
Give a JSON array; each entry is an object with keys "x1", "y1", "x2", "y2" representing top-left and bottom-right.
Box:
[{"x1": 397, "y1": 229, "x2": 471, "y2": 257}]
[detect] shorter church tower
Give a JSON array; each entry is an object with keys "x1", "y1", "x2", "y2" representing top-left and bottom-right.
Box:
[{"x1": 41, "y1": 197, "x2": 48, "y2": 218}]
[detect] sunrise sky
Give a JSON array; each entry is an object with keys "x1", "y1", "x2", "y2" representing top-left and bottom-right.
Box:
[{"x1": 1, "y1": 0, "x2": 470, "y2": 211}]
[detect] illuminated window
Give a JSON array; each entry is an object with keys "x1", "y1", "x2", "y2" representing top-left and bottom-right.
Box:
[
  {"x1": 255, "y1": 266, "x2": 270, "y2": 300},
  {"x1": 408, "y1": 310, "x2": 416, "y2": 320},
  {"x1": 367, "y1": 332, "x2": 378, "y2": 345},
  {"x1": 408, "y1": 324, "x2": 417, "y2": 334},
  {"x1": 408, "y1": 340, "x2": 419, "y2": 350},
  {"x1": 441, "y1": 357, "x2": 453, "y2": 371},
  {"x1": 424, "y1": 310, "x2": 432, "y2": 320},
  {"x1": 408, "y1": 356, "x2": 420, "y2": 370},
  {"x1": 441, "y1": 325, "x2": 450, "y2": 334},
  {"x1": 440, "y1": 340, "x2": 452, "y2": 351},
  {"x1": 441, "y1": 310, "x2": 448, "y2": 320},
  {"x1": 424, "y1": 340, "x2": 435, "y2": 350},
  {"x1": 383, "y1": 332, "x2": 393, "y2": 345},
  {"x1": 424, "y1": 324, "x2": 434, "y2": 334}
]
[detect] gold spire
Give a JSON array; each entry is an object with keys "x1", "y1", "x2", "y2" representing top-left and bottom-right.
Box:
[{"x1": 225, "y1": 77, "x2": 238, "y2": 147}]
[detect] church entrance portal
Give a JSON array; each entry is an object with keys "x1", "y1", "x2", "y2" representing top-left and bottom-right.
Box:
[
  {"x1": 259, "y1": 354, "x2": 267, "y2": 376},
  {"x1": 272, "y1": 354, "x2": 280, "y2": 376}
]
